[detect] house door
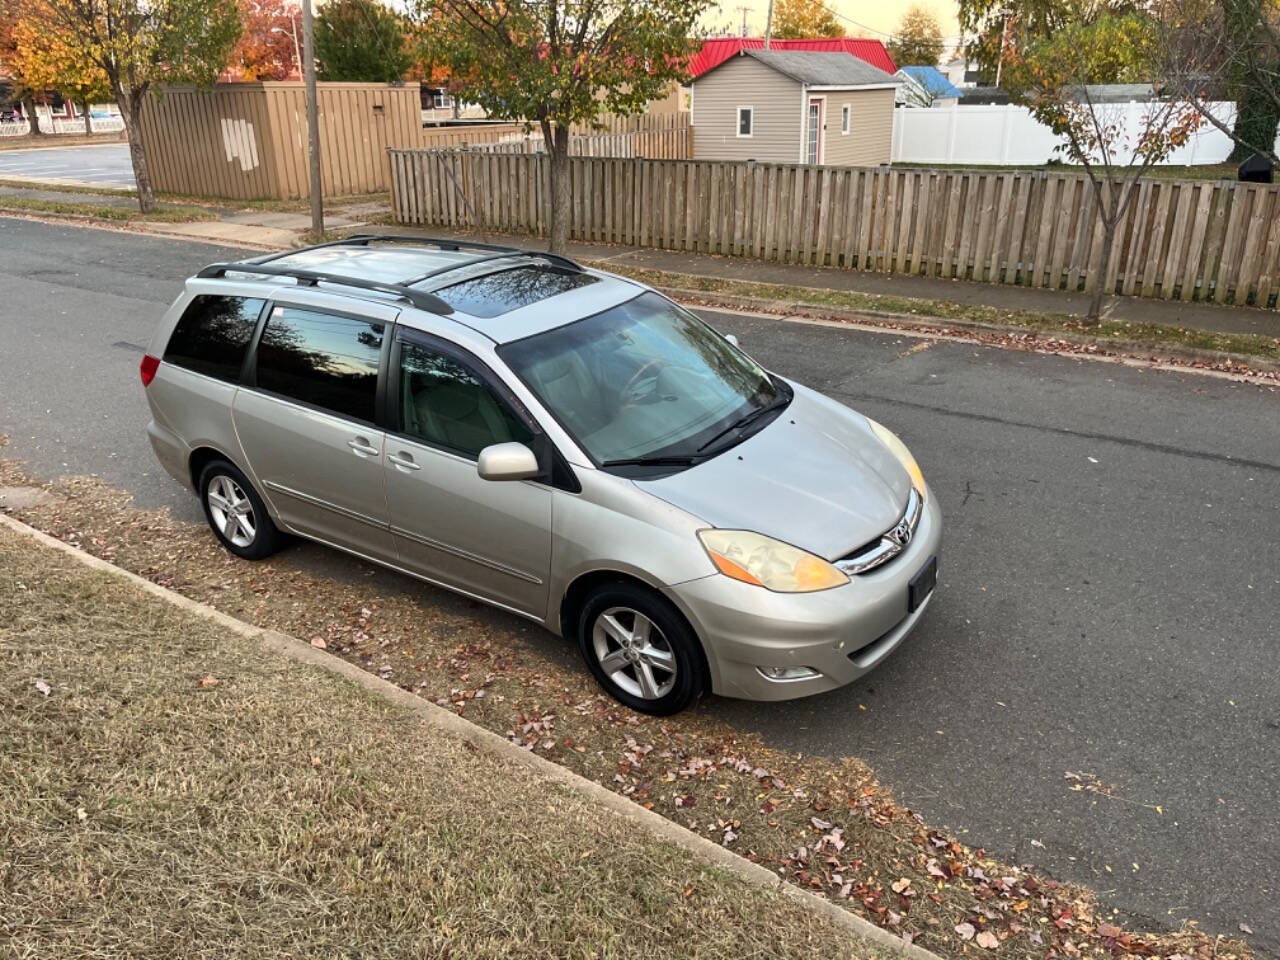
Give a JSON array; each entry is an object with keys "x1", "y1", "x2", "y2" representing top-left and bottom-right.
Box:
[{"x1": 807, "y1": 97, "x2": 824, "y2": 164}]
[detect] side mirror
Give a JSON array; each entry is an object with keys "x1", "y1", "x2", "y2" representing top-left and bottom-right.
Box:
[
  {"x1": 725, "y1": 333, "x2": 740, "y2": 347},
  {"x1": 477, "y1": 442, "x2": 540, "y2": 482}
]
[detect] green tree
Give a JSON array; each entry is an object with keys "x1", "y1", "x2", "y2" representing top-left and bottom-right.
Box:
[
  {"x1": 888, "y1": 5, "x2": 945, "y2": 66},
  {"x1": 314, "y1": 0, "x2": 412, "y2": 82},
  {"x1": 1158, "y1": 0, "x2": 1280, "y2": 165},
  {"x1": 17, "y1": 0, "x2": 240, "y2": 211},
  {"x1": 417, "y1": 0, "x2": 709, "y2": 254},
  {"x1": 1016, "y1": 13, "x2": 1200, "y2": 323},
  {"x1": 959, "y1": 0, "x2": 1138, "y2": 84},
  {"x1": 771, "y1": 0, "x2": 844, "y2": 38}
]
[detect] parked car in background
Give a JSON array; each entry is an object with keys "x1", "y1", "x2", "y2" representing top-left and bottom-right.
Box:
[{"x1": 140, "y1": 236, "x2": 941, "y2": 714}]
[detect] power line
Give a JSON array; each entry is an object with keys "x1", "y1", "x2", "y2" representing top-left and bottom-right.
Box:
[{"x1": 813, "y1": 1, "x2": 967, "y2": 43}]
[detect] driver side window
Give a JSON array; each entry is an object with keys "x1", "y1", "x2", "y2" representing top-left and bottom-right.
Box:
[{"x1": 398, "y1": 340, "x2": 533, "y2": 459}]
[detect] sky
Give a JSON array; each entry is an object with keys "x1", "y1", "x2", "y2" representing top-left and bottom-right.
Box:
[{"x1": 706, "y1": 0, "x2": 963, "y2": 53}]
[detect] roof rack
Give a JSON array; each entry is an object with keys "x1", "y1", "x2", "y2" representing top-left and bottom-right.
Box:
[
  {"x1": 251, "y1": 232, "x2": 585, "y2": 277},
  {"x1": 195, "y1": 262, "x2": 453, "y2": 315}
]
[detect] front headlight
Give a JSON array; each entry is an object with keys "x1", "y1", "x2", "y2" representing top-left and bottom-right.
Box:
[
  {"x1": 698, "y1": 529, "x2": 849, "y2": 592},
  {"x1": 866, "y1": 418, "x2": 925, "y2": 496}
]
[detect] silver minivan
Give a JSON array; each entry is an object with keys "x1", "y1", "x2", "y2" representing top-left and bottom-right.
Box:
[{"x1": 142, "y1": 236, "x2": 940, "y2": 714}]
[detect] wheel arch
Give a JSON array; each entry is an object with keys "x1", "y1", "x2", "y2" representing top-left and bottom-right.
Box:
[
  {"x1": 188, "y1": 444, "x2": 241, "y2": 489},
  {"x1": 558, "y1": 567, "x2": 716, "y2": 694}
]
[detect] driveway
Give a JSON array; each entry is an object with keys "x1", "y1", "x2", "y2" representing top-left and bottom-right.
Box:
[
  {"x1": 1, "y1": 217, "x2": 1277, "y2": 954},
  {"x1": 0, "y1": 143, "x2": 134, "y2": 188}
]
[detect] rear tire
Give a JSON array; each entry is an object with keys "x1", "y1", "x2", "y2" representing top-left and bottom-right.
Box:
[
  {"x1": 577, "y1": 581, "x2": 706, "y2": 716},
  {"x1": 198, "y1": 459, "x2": 284, "y2": 561}
]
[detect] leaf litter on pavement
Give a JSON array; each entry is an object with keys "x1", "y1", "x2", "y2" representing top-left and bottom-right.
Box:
[{"x1": 0, "y1": 447, "x2": 1253, "y2": 960}]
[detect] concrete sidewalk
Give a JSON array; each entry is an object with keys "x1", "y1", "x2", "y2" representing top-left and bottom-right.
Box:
[
  {"x1": 372, "y1": 225, "x2": 1280, "y2": 340},
  {"x1": 7, "y1": 180, "x2": 1278, "y2": 340}
]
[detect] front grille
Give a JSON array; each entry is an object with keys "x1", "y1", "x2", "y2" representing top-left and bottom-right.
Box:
[{"x1": 835, "y1": 487, "x2": 922, "y2": 576}]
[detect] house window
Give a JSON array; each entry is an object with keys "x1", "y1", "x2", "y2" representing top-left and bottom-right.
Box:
[
  {"x1": 737, "y1": 106, "x2": 753, "y2": 138},
  {"x1": 841, "y1": 104, "x2": 851, "y2": 134}
]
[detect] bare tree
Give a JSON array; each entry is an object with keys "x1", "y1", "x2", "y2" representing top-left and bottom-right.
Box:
[
  {"x1": 1158, "y1": 0, "x2": 1280, "y2": 164},
  {"x1": 1012, "y1": 14, "x2": 1202, "y2": 322}
]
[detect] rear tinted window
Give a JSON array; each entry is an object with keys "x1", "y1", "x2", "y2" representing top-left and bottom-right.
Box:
[
  {"x1": 164, "y1": 295, "x2": 264, "y2": 382},
  {"x1": 254, "y1": 306, "x2": 384, "y2": 422},
  {"x1": 434, "y1": 266, "x2": 598, "y2": 318}
]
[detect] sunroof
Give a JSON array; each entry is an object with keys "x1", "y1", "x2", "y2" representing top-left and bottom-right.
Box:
[{"x1": 434, "y1": 265, "x2": 598, "y2": 318}]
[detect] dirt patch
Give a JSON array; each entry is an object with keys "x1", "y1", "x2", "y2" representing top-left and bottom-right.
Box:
[{"x1": 0, "y1": 450, "x2": 1251, "y2": 960}]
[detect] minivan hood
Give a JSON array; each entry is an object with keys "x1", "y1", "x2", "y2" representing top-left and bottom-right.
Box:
[{"x1": 638, "y1": 383, "x2": 912, "y2": 561}]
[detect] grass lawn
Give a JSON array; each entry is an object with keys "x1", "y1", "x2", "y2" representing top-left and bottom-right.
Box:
[
  {"x1": 0, "y1": 524, "x2": 891, "y2": 959},
  {"x1": 0, "y1": 192, "x2": 216, "y2": 224}
]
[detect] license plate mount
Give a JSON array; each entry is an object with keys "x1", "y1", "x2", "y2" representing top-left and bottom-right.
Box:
[{"x1": 908, "y1": 555, "x2": 938, "y2": 612}]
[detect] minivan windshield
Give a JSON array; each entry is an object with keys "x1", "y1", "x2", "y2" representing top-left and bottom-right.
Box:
[{"x1": 498, "y1": 292, "x2": 788, "y2": 467}]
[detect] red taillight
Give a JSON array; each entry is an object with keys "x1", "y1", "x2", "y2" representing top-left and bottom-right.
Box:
[{"x1": 140, "y1": 354, "x2": 161, "y2": 387}]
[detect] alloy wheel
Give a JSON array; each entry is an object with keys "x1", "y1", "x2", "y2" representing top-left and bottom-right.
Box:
[
  {"x1": 591, "y1": 606, "x2": 678, "y2": 700},
  {"x1": 206, "y1": 474, "x2": 257, "y2": 549}
]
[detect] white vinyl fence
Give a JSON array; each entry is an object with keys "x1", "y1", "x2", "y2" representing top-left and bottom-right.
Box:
[
  {"x1": 892, "y1": 102, "x2": 1264, "y2": 167},
  {"x1": 44, "y1": 115, "x2": 125, "y2": 134}
]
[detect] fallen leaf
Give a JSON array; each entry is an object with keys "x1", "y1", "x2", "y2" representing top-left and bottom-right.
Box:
[
  {"x1": 1240, "y1": 923, "x2": 1253, "y2": 935},
  {"x1": 955, "y1": 922, "x2": 976, "y2": 941},
  {"x1": 197, "y1": 675, "x2": 219, "y2": 688},
  {"x1": 892, "y1": 878, "x2": 912, "y2": 894},
  {"x1": 34, "y1": 679, "x2": 51, "y2": 696},
  {"x1": 1097, "y1": 923, "x2": 1123, "y2": 939},
  {"x1": 976, "y1": 930, "x2": 1000, "y2": 949},
  {"x1": 310, "y1": 636, "x2": 327, "y2": 649}
]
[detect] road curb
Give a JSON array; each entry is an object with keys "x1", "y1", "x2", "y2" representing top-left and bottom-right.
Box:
[
  {"x1": 0, "y1": 509, "x2": 942, "y2": 960},
  {"x1": 642, "y1": 284, "x2": 1280, "y2": 379}
]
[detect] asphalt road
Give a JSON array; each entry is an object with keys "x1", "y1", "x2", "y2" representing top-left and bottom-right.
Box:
[
  {"x1": 0, "y1": 143, "x2": 135, "y2": 188},
  {"x1": 2, "y1": 217, "x2": 1277, "y2": 952}
]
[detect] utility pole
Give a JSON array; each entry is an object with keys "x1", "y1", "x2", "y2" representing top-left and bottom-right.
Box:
[
  {"x1": 994, "y1": 15, "x2": 1010, "y2": 88},
  {"x1": 301, "y1": 0, "x2": 324, "y2": 238},
  {"x1": 764, "y1": 0, "x2": 773, "y2": 46},
  {"x1": 736, "y1": 4, "x2": 751, "y2": 36}
]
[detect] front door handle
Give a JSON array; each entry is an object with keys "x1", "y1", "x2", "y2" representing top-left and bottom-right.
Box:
[
  {"x1": 388, "y1": 451, "x2": 421, "y2": 472},
  {"x1": 348, "y1": 437, "x2": 380, "y2": 458}
]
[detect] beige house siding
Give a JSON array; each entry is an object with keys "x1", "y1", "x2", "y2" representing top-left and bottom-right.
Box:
[
  {"x1": 691, "y1": 55, "x2": 802, "y2": 163},
  {"x1": 819, "y1": 87, "x2": 896, "y2": 166}
]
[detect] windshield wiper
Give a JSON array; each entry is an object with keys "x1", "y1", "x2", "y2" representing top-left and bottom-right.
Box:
[
  {"x1": 600, "y1": 454, "x2": 701, "y2": 468},
  {"x1": 695, "y1": 394, "x2": 789, "y2": 453}
]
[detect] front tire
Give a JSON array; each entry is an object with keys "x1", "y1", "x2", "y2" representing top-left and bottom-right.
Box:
[
  {"x1": 577, "y1": 581, "x2": 706, "y2": 715},
  {"x1": 198, "y1": 459, "x2": 284, "y2": 561}
]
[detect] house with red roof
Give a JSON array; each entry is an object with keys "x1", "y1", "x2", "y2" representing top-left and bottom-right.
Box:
[
  {"x1": 690, "y1": 47, "x2": 898, "y2": 165},
  {"x1": 687, "y1": 37, "x2": 897, "y2": 80}
]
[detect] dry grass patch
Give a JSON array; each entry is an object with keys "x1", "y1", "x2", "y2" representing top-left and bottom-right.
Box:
[
  {"x1": 0, "y1": 524, "x2": 895, "y2": 959},
  {"x1": 0, "y1": 193, "x2": 216, "y2": 223},
  {"x1": 0, "y1": 448, "x2": 1253, "y2": 960}
]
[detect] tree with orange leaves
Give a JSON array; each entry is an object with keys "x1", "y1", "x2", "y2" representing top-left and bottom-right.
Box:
[
  {"x1": 224, "y1": 0, "x2": 300, "y2": 81},
  {"x1": 8, "y1": 16, "x2": 111, "y2": 134},
  {"x1": 1011, "y1": 14, "x2": 1200, "y2": 323}
]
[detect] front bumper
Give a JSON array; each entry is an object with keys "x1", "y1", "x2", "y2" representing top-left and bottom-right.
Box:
[{"x1": 671, "y1": 489, "x2": 942, "y2": 701}]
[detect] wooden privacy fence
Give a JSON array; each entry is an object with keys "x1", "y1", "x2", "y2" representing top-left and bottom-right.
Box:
[
  {"x1": 428, "y1": 114, "x2": 691, "y2": 160},
  {"x1": 389, "y1": 152, "x2": 1280, "y2": 308}
]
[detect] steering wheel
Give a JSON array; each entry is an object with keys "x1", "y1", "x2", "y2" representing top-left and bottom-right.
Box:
[{"x1": 619, "y1": 358, "x2": 667, "y2": 407}]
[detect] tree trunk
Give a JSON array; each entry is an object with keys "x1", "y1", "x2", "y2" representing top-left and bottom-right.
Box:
[
  {"x1": 21, "y1": 97, "x2": 45, "y2": 136},
  {"x1": 543, "y1": 121, "x2": 571, "y2": 255},
  {"x1": 116, "y1": 89, "x2": 156, "y2": 213},
  {"x1": 1228, "y1": 82, "x2": 1280, "y2": 163},
  {"x1": 82, "y1": 100, "x2": 92, "y2": 137},
  {"x1": 1085, "y1": 221, "x2": 1115, "y2": 325}
]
